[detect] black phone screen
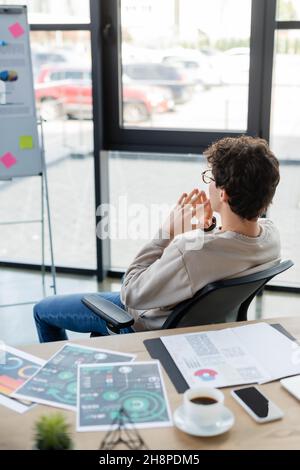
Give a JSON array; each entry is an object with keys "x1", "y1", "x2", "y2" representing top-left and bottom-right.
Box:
[{"x1": 234, "y1": 387, "x2": 269, "y2": 418}]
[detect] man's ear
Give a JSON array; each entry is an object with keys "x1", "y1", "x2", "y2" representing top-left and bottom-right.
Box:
[{"x1": 220, "y1": 189, "x2": 229, "y2": 203}]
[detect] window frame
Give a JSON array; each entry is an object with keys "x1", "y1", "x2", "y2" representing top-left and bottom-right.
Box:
[{"x1": 101, "y1": 0, "x2": 272, "y2": 154}]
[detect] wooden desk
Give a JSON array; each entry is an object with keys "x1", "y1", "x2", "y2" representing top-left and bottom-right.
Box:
[{"x1": 1, "y1": 317, "x2": 300, "y2": 450}]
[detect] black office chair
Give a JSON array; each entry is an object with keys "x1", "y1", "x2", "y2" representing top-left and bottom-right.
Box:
[{"x1": 83, "y1": 259, "x2": 293, "y2": 336}]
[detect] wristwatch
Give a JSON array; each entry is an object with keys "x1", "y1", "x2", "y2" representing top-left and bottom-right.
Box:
[{"x1": 204, "y1": 216, "x2": 217, "y2": 232}]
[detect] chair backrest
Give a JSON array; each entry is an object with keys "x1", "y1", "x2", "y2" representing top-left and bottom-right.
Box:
[{"x1": 162, "y1": 259, "x2": 294, "y2": 330}]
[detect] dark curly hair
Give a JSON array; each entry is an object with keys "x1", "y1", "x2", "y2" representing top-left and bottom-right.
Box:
[{"x1": 204, "y1": 136, "x2": 280, "y2": 220}]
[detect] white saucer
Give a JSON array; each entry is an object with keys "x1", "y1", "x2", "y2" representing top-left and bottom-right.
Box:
[{"x1": 173, "y1": 405, "x2": 234, "y2": 437}]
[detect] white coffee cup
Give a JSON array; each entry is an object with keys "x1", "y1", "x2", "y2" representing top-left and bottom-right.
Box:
[{"x1": 183, "y1": 387, "x2": 225, "y2": 427}]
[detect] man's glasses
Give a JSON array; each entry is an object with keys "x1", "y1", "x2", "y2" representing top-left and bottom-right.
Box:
[{"x1": 202, "y1": 169, "x2": 215, "y2": 184}]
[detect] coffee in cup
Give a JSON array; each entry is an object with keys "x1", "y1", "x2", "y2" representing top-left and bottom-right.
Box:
[
  {"x1": 183, "y1": 387, "x2": 224, "y2": 427},
  {"x1": 190, "y1": 396, "x2": 218, "y2": 405}
]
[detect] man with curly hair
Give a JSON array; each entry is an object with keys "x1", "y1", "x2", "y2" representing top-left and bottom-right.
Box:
[{"x1": 34, "y1": 136, "x2": 281, "y2": 342}]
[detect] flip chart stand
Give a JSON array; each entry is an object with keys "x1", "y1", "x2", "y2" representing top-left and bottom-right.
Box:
[{"x1": 0, "y1": 118, "x2": 57, "y2": 309}]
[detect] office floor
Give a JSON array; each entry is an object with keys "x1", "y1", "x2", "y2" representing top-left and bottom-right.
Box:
[{"x1": 0, "y1": 267, "x2": 299, "y2": 346}]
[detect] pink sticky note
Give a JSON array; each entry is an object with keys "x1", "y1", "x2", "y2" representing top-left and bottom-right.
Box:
[
  {"x1": 0, "y1": 152, "x2": 17, "y2": 169},
  {"x1": 8, "y1": 22, "x2": 25, "y2": 39}
]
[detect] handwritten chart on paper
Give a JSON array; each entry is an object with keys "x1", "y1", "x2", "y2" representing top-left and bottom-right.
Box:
[{"x1": 0, "y1": 6, "x2": 42, "y2": 179}]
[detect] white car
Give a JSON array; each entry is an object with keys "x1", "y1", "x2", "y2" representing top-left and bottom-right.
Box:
[
  {"x1": 159, "y1": 48, "x2": 223, "y2": 89},
  {"x1": 220, "y1": 48, "x2": 250, "y2": 85}
]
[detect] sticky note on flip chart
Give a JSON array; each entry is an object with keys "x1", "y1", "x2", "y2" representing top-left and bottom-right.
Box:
[
  {"x1": 8, "y1": 22, "x2": 25, "y2": 39},
  {"x1": 0, "y1": 152, "x2": 17, "y2": 169},
  {"x1": 19, "y1": 136, "x2": 34, "y2": 150}
]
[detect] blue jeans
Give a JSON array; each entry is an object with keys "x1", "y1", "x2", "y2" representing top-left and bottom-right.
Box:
[{"x1": 34, "y1": 291, "x2": 133, "y2": 343}]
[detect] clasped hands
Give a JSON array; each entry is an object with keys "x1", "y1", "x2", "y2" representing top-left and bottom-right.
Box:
[{"x1": 162, "y1": 189, "x2": 213, "y2": 239}]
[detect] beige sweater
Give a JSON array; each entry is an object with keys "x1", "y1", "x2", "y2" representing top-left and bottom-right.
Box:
[{"x1": 120, "y1": 219, "x2": 281, "y2": 332}]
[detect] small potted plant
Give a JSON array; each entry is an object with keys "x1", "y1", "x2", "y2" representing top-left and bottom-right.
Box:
[{"x1": 34, "y1": 413, "x2": 74, "y2": 450}]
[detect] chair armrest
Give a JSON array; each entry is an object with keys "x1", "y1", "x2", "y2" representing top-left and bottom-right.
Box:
[{"x1": 81, "y1": 294, "x2": 134, "y2": 330}]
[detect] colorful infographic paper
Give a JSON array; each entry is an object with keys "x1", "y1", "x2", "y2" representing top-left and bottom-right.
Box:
[
  {"x1": 77, "y1": 361, "x2": 173, "y2": 432},
  {"x1": 0, "y1": 346, "x2": 45, "y2": 414},
  {"x1": 13, "y1": 344, "x2": 135, "y2": 411}
]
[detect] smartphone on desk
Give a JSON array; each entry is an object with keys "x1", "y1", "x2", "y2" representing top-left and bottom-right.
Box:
[
  {"x1": 281, "y1": 375, "x2": 300, "y2": 400},
  {"x1": 231, "y1": 386, "x2": 284, "y2": 423}
]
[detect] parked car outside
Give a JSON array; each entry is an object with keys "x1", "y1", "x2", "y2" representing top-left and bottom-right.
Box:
[
  {"x1": 31, "y1": 49, "x2": 69, "y2": 79},
  {"x1": 35, "y1": 65, "x2": 174, "y2": 122},
  {"x1": 159, "y1": 48, "x2": 223, "y2": 89},
  {"x1": 220, "y1": 48, "x2": 250, "y2": 85},
  {"x1": 123, "y1": 62, "x2": 196, "y2": 104}
]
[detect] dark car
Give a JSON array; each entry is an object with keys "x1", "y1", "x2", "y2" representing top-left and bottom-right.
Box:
[{"x1": 123, "y1": 63, "x2": 195, "y2": 104}]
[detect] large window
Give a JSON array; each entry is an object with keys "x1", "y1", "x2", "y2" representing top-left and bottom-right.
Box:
[
  {"x1": 1, "y1": 0, "x2": 299, "y2": 290},
  {"x1": 270, "y1": 30, "x2": 300, "y2": 160},
  {"x1": 103, "y1": 0, "x2": 262, "y2": 270},
  {"x1": 277, "y1": 0, "x2": 300, "y2": 20},
  {"x1": 0, "y1": 2, "x2": 97, "y2": 270},
  {"x1": 268, "y1": 2, "x2": 300, "y2": 285},
  {"x1": 120, "y1": 0, "x2": 252, "y2": 131},
  {"x1": 103, "y1": 0, "x2": 300, "y2": 290},
  {"x1": 102, "y1": 0, "x2": 264, "y2": 154}
]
